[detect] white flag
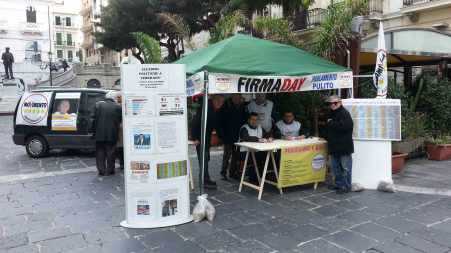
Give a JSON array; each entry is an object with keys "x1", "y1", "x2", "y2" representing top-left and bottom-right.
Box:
[{"x1": 374, "y1": 22, "x2": 388, "y2": 98}]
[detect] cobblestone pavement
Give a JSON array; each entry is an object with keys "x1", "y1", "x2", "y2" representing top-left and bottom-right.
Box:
[
  {"x1": 393, "y1": 159, "x2": 451, "y2": 195},
  {"x1": 1, "y1": 116, "x2": 451, "y2": 253}
]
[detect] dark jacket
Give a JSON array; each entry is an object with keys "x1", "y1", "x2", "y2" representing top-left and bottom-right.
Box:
[
  {"x1": 218, "y1": 100, "x2": 248, "y2": 144},
  {"x1": 2, "y1": 52, "x2": 14, "y2": 64},
  {"x1": 191, "y1": 99, "x2": 222, "y2": 146},
  {"x1": 326, "y1": 106, "x2": 354, "y2": 155},
  {"x1": 92, "y1": 98, "x2": 122, "y2": 143}
]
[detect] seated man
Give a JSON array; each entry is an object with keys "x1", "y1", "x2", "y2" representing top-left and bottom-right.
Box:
[
  {"x1": 274, "y1": 111, "x2": 305, "y2": 140},
  {"x1": 239, "y1": 112, "x2": 271, "y2": 183}
]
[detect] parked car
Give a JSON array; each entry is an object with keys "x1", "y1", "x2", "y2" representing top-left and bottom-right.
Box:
[{"x1": 13, "y1": 88, "x2": 109, "y2": 158}]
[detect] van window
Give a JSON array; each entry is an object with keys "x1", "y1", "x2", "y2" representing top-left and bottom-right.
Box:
[
  {"x1": 51, "y1": 92, "x2": 81, "y2": 131},
  {"x1": 86, "y1": 92, "x2": 105, "y2": 115}
]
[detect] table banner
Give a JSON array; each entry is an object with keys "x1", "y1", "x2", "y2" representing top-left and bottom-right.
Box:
[{"x1": 279, "y1": 142, "x2": 327, "y2": 188}]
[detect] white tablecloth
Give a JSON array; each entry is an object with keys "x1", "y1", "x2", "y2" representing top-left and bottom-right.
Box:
[{"x1": 235, "y1": 137, "x2": 327, "y2": 151}]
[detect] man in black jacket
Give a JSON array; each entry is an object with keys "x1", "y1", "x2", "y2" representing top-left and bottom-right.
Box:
[
  {"x1": 326, "y1": 95, "x2": 354, "y2": 194},
  {"x1": 1, "y1": 47, "x2": 14, "y2": 79},
  {"x1": 191, "y1": 95, "x2": 224, "y2": 189},
  {"x1": 93, "y1": 92, "x2": 122, "y2": 176},
  {"x1": 218, "y1": 94, "x2": 248, "y2": 180}
]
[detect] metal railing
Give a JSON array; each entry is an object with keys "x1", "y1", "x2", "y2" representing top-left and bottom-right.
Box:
[
  {"x1": 367, "y1": 0, "x2": 383, "y2": 14},
  {"x1": 403, "y1": 0, "x2": 435, "y2": 6},
  {"x1": 307, "y1": 8, "x2": 328, "y2": 28}
]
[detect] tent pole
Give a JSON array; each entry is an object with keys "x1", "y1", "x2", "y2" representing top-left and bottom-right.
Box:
[{"x1": 199, "y1": 71, "x2": 209, "y2": 195}]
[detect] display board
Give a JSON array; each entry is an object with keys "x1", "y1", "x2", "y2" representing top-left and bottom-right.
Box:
[
  {"x1": 120, "y1": 64, "x2": 192, "y2": 228},
  {"x1": 279, "y1": 142, "x2": 327, "y2": 188},
  {"x1": 342, "y1": 99, "x2": 401, "y2": 141}
]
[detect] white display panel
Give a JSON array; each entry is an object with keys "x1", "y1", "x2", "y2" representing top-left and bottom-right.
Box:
[{"x1": 120, "y1": 64, "x2": 192, "y2": 228}]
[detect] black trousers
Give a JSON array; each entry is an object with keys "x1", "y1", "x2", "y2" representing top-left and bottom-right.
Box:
[
  {"x1": 116, "y1": 147, "x2": 124, "y2": 169},
  {"x1": 96, "y1": 142, "x2": 116, "y2": 175},
  {"x1": 4, "y1": 63, "x2": 13, "y2": 79},
  {"x1": 222, "y1": 144, "x2": 240, "y2": 177},
  {"x1": 196, "y1": 144, "x2": 211, "y2": 181}
]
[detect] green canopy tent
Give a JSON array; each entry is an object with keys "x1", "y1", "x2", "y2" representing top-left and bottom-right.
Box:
[{"x1": 176, "y1": 34, "x2": 353, "y2": 193}]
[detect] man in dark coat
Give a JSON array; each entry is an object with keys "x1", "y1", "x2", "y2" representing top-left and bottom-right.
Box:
[
  {"x1": 325, "y1": 95, "x2": 354, "y2": 194},
  {"x1": 218, "y1": 94, "x2": 248, "y2": 180},
  {"x1": 1, "y1": 47, "x2": 14, "y2": 79},
  {"x1": 92, "y1": 91, "x2": 122, "y2": 176},
  {"x1": 191, "y1": 95, "x2": 224, "y2": 189}
]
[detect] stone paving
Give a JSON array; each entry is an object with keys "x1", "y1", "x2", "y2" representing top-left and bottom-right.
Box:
[{"x1": 1, "y1": 115, "x2": 451, "y2": 253}]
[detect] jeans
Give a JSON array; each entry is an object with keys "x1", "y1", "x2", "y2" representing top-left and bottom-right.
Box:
[{"x1": 330, "y1": 154, "x2": 352, "y2": 190}]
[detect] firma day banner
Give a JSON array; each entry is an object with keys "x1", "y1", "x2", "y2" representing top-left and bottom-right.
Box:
[{"x1": 120, "y1": 64, "x2": 192, "y2": 228}]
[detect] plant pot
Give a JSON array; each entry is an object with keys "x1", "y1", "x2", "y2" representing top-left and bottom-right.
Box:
[
  {"x1": 392, "y1": 152, "x2": 408, "y2": 174},
  {"x1": 392, "y1": 137, "x2": 425, "y2": 154},
  {"x1": 426, "y1": 143, "x2": 451, "y2": 161}
]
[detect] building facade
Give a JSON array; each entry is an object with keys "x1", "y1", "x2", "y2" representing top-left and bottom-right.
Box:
[
  {"x1": 52, "y1": 1, "x2": 82, "y2": 63},
  {"x1": 80, "y1": 0, "x2": 120, "y2": 66}
]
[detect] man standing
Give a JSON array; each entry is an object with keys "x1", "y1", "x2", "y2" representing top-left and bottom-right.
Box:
[
  {"x1": 247, "y1": 94, "x2": 274, "y2": 134},
  {"x1": 1, "y1": 47, "x2": 14, "y2": 80},
  {"x1": 93, "y1": 91, "x2": 122, "y2": 176},
  {"x1": 218, "y1": 94, "x2": 247, "y2": 180},
  {"x1": 274, "y1": 111, "x2": 305, "y2": 140},
  {"x1": 326, "y1": 95, "x2": 354, "y2": 194},
  {"x1": 191, "y1": 95, "x2": 224, "y2": 189}
]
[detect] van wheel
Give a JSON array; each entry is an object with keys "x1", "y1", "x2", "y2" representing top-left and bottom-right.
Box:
[{"x1": 25, "y1": 135, "x2": 49, "y2": 158}]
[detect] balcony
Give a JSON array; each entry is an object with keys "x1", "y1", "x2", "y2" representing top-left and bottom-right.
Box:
[
  {"x1": 294, "y1": 0, "x2": 383, "y2": 31},
  {"x1": 402, "y1": 0, "x2": 451, "y2": 13},
  {"x1": 55, "y1": 41, "x2": 76, "y2": 48},
  {"x1": 21, "y1": 22, "x2": 44, "y2": 35}
]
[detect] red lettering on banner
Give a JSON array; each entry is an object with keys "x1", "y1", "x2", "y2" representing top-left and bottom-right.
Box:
[
  {"x1": 281, "y1": 79, "x2": 291, "y2": 91},
  {"x1": 288, "y1": 79, "x2": 298, "y2": 92}
]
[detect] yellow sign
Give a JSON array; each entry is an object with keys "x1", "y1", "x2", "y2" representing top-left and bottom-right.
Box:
[{"x1": 278, "y1": 143, "x2": 327, "y2": 188}]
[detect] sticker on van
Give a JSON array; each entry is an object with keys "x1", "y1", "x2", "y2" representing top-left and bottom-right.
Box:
[
  {"x1": 51, "y1": 92, "x2": 81, "y2": 131},
  {"x1": 16, "y1": 92, "x2": 52, "y2": 126}
]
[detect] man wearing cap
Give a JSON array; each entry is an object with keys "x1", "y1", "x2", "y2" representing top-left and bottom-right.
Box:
[
  {"x1": 1, "y1": 47, "x2": 14, "y2": 80},
  {"x1": 326, "y1": 95, "x2": 354, "y2": 194}
]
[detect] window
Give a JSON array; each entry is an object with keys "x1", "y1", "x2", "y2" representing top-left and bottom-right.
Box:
[
  {"x1": 67, "y1": 50, "x2": 73, "y2": 61},
  {"x1": 26, "y1": 6, "x2": 37, "y2": 23},
  {"x1": 57, "y1": 50, "x2": 63, "y2": 59},
  {"x1": 55, "y1": 16, "x2": 61, "y2": 25},
  {"x1": 56, "y1": 33, "x2": 63, "y2": 45},
  {"x1": 67, "y1": 34, "x2": 72, "y2": 46},
  {"x1": 65, "y1": 17, "x2": 71, "y2": 27},
  {"x1": 25, "y1": 41, "x2": 41, "y2": 62}
]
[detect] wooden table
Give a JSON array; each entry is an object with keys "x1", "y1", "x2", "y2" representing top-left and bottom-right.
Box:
[{"x1": 235, "y1": 138, "x2": 327, "y2": 200}]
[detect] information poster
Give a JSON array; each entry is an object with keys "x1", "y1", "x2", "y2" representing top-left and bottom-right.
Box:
[
  {"x1": 279, "y1": 142, "x2": 327, "y2": 188},
  {"x1": 120, "y1": 64, "x2": 192, "y2": 228},
  {"x1": 51, "y1": 92, "x2": 80, "y2": 131},
  {"x1": 342, "y1": 99, "x2": 401, "y2": 141}
]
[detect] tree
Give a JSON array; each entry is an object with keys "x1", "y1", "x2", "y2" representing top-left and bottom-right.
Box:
[
  {"x1": 132, "y1": 32, "x2": 162, "y2": 63},
  {"x1": 96, "y1": 0, "x2": 222, "y2": 62},
  {"x1": 209, "y1": 10, "x2": 247, "y2": 43}
]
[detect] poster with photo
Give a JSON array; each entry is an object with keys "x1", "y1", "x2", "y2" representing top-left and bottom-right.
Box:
[
  {"x1": 131, "y1": 124, "x2": 153, "y2": 153},
  {"x1": 51, "y1": 92, "x2": 81, "y2": 131},
  {"x1": 156, "y1": 121, "x2": 178, "y2": 153},
  {"x1": 125, "y1": 95, "x2": 154, "y2": 117},
  {"x1": 130, "y1": 161, "x2": 150, "y2": 183},
  {"x1": 158, "y1": 95, "x2": 184, "y2": 116},
  {"x1": 160, "y1": 189, "x2": 178, "y2": 218},
  {"x1": 157, "y1": 160, "x2": 187, "y2": 179},
  {"x1": 136, "y1": 199, "x2": 150, "y2": 215}
]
